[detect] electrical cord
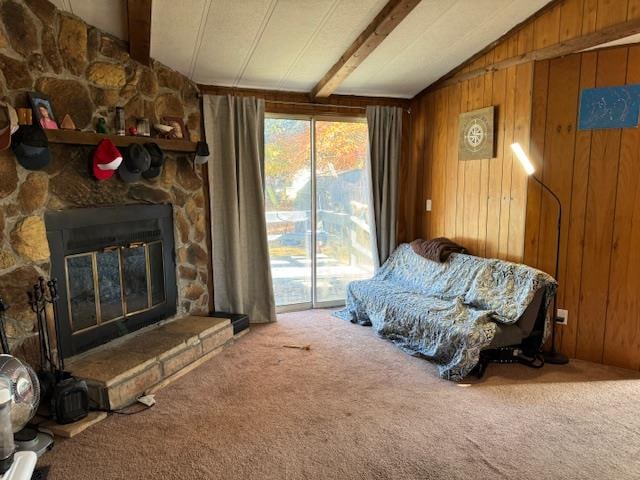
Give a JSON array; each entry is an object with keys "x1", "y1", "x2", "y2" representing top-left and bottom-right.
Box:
[{"x1": 88, "y1": 398, "x2": 155, "y2": 416}]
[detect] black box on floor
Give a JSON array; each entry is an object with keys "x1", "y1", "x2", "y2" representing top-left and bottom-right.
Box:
[{"x1": 210, "y1": 312, "x2": 249, "y2": 335}]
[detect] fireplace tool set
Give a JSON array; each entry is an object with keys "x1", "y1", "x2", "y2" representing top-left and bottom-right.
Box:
[
  {"x1": 0, "y1": 279, "x2": 89, "y2": 463},
  {"x1": 27, "y1": 277, "x2": 89, "y2": 426}
]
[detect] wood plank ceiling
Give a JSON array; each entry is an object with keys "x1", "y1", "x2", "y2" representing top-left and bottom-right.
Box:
[{"x1": 50, "y1": 0, "x2": 553, "y2": 97}]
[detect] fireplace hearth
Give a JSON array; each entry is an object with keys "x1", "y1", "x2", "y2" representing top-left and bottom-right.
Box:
[{"x1": 45, "y1": 205, "x2": 178, "y2": 358}]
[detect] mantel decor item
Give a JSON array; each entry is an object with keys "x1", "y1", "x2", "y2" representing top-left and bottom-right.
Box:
[
  {"x1": 96, "y1": 117, "x2": 107, "y2": 134},
  {"x1": 16, "y1": 108, "x2": 32, "y2": 126},
  {"x1": 511, "y1": 142, "x2": 568, "y2": 365},
  {"x1": 154, "y1": 123, "x2": 174, "y2": 139},
  {"x1": 115, "y1": 107, "x2": 125, "y2": 136},
  {"x1": 163, "y1": 116, "x2": 188, "y2": 140},
  {"x1": 60, "y1": 114, "x2": 76, "y2": 130},
  {"x1": 458, "y1": 106, "x2": 495, "y2": 160},
  {"x1": 28, "y1": 92, "x2": 58, "y2": 130},
  {"x1": 136, "y1": 118, "x2": 150, "y2": 137}
]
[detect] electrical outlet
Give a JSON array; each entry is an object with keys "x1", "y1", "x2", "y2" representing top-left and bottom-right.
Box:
[
  {"x1": 426, "y1": 199, "x2": 432, "y2": 212},
  {"x1": 556, "y1": 309, "x2": 568, "y2": 325}
]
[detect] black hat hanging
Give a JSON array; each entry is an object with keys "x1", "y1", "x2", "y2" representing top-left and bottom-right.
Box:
[{"x1": 194, "y1": 140, "x2": 209, "y2": 165}]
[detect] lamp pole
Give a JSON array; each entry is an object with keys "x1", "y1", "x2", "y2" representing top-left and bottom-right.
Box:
[{"x1": 530, "y1": 176, "x2": 569, "y2": 365}]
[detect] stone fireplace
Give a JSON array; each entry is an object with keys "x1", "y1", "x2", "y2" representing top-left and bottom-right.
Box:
[
  {"x1": 0, "y1": 143, "x2": 211, "y2": 367},
  {"x1": 45, "y1": 204, "x2": 179, "y2": 358},
  {"x1": 0, "y1": 0, "x2": 244, "y2": 415},
  {"x1": 0, "y1": 0, "x2": 210, "y2": 367}
]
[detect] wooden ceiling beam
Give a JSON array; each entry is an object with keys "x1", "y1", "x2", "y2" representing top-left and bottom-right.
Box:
[
  {"x1": 127, "y1": 0, "x2": 152, "y2": 65},
  {"x1": 311, "y1": 0, "x2": 421, "y2": 99}
]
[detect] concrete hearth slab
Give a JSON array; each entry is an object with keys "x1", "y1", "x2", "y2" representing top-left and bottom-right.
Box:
[{"x1": 66, "y1": 316, "x2": 234, "y2": 409}]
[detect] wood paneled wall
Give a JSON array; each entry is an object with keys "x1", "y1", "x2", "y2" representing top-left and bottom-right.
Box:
[
  {"x1": 525, "y1": 45, "x2": 640, "y2": 370},
  {"x1": 401, "y1": 0, "x2": 640, "y2": 369},
  {"x1": 403, "y1": 64, "x2": 533, "y2": 261}
]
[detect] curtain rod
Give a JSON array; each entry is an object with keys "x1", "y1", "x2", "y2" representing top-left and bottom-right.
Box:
[
  {"x1": 200, "y1": 93, "x2": 411, "y2": 113},
  {"x1": 264, "y1": 99, "x2": 412, "y2": 113},
  {"x1": 266, "y1": 99, "x2": 365, "y2": 110}
]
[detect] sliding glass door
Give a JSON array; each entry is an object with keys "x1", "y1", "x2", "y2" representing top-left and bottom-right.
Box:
[
  {"x1": 264, "y1": 116, "x2": 375, "y2": 310},
  {"x1": 264, "y1": 118, "x2": 313, "y2": 307}
]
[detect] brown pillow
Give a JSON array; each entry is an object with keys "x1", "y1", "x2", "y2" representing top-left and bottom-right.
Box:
[{"x1": 410, "y1": 237, "x2": 466, "y2": 263}]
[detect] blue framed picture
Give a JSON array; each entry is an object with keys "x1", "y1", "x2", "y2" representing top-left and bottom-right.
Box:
[{"x1": 578, "y1": 85, "x2": 640, "y2": 130}]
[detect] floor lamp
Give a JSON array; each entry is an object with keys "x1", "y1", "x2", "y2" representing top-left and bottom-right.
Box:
[{"x1": 511, "y1": 143, "x2": 569, "y2": 365}]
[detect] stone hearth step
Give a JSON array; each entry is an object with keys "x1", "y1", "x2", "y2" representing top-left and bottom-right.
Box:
[{"x1": 66, "y1": 316, "x2": 235, "y2": 410}]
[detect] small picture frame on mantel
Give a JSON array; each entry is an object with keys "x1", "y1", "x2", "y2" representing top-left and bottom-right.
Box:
[
  {"x1": 458, "y1": 106, "x2": 495, "y2": 160},
  {"x1": 29, "y1": 92, "x2": 59, "y2": 130}
]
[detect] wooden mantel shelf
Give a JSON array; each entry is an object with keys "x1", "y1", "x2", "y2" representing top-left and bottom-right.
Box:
[{"x1": 45, "y1": 129, "x2": 197, "y2": 153}]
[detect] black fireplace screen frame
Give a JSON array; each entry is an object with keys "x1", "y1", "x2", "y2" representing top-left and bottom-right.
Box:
[{"x1": 45, "y1": 204, "x2": 178, "y2": 359}]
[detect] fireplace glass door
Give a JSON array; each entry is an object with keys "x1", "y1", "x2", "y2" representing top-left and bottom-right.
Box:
[{"x1": 65, "y1": 240, "x2": 165, "y2": 334}]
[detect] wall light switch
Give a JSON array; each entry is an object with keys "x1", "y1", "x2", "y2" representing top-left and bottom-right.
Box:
[
  {"x1": 426, "y1": 199, "x2": 432, "y2": 212},
  {"x1": 556, "y1": 309, "x2": 568, "y2": 325}
]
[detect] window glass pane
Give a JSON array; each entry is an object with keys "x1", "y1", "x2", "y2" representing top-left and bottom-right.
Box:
[
  {"x1": 149, "y1": 242, "x2": 165, "y2": 306},
  {"x1": 122, "y1": 247, "x2": 149, "y2": 313},
  {"x1": 96, "y1": 250, "x2": 123, "y2": 322},
  {"x1": 315, "y1": 120, "x2": 374, "y2": 303},
  {"x1": 264, "y1": 118, "x2": 312, "y2": 307},
  {"x1": 66, "y1": 254, "x2": 97, "y2": 331}
]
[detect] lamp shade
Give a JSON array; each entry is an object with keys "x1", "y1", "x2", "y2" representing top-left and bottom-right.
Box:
[{"x1": 511, "y1": 142, "x2": 535, "y2": 176}]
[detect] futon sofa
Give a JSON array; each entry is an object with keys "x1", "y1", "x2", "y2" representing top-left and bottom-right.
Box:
[{"x1": 334, "y1": 244, "x2": 557, "y2": 380}]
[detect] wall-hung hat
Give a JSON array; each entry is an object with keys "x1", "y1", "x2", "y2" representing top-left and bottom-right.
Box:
[
  {"x1": 0, "y1": 102, "x2": 18, "y2": 151},
  {"x1": 10, "y1": 125, "x2": 50, "y2": 170},
  {"x1": 92, "y1": 139, "x2": 123, "y2": 181},
  {"x1": 194, "y1": 141, "x2": 210, "y2": 165},
  {"x1": 118, "y1": 143, "x2": 151, "y2": 183},
  {"x1": 141, "y1": 143, "x2": 164, "y2": 179}
]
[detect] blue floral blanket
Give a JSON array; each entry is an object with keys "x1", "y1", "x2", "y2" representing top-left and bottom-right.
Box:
[{"x1": 334, "y1": 244, "x2": 557, "y2": 380}]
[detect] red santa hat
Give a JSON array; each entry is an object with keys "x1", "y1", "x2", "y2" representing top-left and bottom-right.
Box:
[{"x1": 93, "y1": 139, "x2": 123, "y2": 180}]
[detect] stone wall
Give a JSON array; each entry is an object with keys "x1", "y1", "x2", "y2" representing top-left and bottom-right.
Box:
[{"x1": 0, "y1": 0, "x2": 209, "y2": 362}]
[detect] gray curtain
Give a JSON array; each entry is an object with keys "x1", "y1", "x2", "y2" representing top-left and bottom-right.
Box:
[
  {"x1": 202, "y1": 95, "x2": 276, "y2": 323},
  {"x1": 366, "y1": 105, "x2": 403, "y2": 267}
]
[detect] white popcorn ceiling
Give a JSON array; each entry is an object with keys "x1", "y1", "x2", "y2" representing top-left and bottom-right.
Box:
[{"x1": 51, "y1": 0, "x2": 555, "y2": 98}]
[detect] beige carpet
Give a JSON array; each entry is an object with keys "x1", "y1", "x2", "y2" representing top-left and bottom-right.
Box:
[{"x1": 41, "y1": 309, "x2": 640, "y2": 479}]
